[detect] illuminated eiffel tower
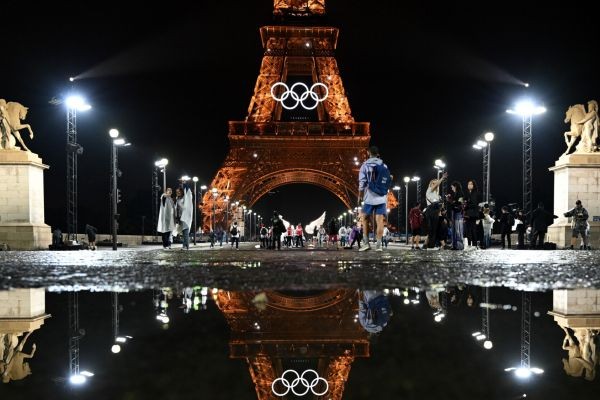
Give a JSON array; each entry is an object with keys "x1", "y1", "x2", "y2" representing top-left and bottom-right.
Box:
[
  {"x1": 202, "y1": 0, "x2": 397, "y2": 230},
  {"x1": 216, "y1": 288, "x2": 369, "y2": 399}
]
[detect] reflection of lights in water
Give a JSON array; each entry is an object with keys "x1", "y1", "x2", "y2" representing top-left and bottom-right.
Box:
[
  {"x1": 472, "y1": 331, "x2": 482, "y2": 336},
  {"x1": 504, "y1": 367, "x2": 544, "y2": 379},
  {"x1": 156, "y1": 313, "x2": 169, "y2": 324},
  {"x1": 254, "y1": 322, "x2": 261, "y2": 330},
  {"x1": 403, "y1": 299, "x2": 410, "y2": 305},
  {"x1": 201, "y1": 287, "x2": 208, "y2": 296},
  {"x1": 483, "y1": 340, "x2": 493, "y2": 350},
  {"x1": 392, "y1": 288, "x2": 401, "y2": 296},
  {"x1": 70, "y1": 371, "x2": 94, "y2": 385},
  {"x1": 111, "y1": 344, "x2": 121, "y2": 354}
]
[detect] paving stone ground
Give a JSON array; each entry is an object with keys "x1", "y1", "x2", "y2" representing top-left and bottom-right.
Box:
[{"x1": 0, "y1": 242, "x2": 598, "y2": 291}]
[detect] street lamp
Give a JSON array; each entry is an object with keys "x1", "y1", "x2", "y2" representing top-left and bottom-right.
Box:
[
  {"x1": 411, "y1": 176, "x2": 421, "y2": 204},
  {"x1": 199, "y1": 184, "x2": 207, "y2": 238},
  {"x1": 433, "y1": 159, "x2": 447, "y2": 197},
  {"x1": 393, "y1": 185, "x2": 401, "y2": 240},
  {"x1": 224, "y1": 196, "x2": 230, "y2": 235},
  {"x1": 192, "y1": 177, "x2": 198, "y2": 244},
  {"x1": 507, "y1": 99, "x2": 546, "y2": 218},
  {"x1": 211, "y1": 188, "x2": 218, "y2": 230},
  {"x1": 403, "y1": 177, "x2": 410, "y2": 244},
  {"x1": 109, "y1": 129, "x2": 130, "y2": 251},
  {"x1": 154, "y1": 158, "x2": 169, "y2": 195},
  {"x1": 472, "y1": 132, "x2": 494, "y2": 204}
]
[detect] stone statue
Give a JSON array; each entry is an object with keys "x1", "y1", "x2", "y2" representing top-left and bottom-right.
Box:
[
  {"x1": 562, "y1": 100, "x2": 599, "y2": 156},
  {"x1": 561, "y1": 326, "x2": 599, "y2": 381},
  {"x1": 0, "y1": 331, "x2": 36, "y2": 383},
  {"x1": 0, "y1": 99, "x2": 34, "y2": 152}
]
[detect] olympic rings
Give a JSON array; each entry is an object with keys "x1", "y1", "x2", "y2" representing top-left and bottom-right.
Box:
[
  {"x1": 270, "y1": 82, "x2": 329, "y2": 110},
  {"x1": 271, "y1": 369, "x2": 329, "y2": 397}
]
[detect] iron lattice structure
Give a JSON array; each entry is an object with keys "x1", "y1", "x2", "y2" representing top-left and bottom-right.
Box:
[
  {"x1": 68, "y1": 292, "x2": 80, "y2": 376},
  {"x1": 152, "y1": 167, "x2": 160, "y2": 236},
  {"x1": 522, "y1": 115, "x2": 533, "y2": 218},
  {"x1": 216, "y1": 289, "x2": 369, "y2": 400},
  {"x1": 520, "y1": 292, "x2": 531, "y2": 368},
  {"x1": 481, "y1": 287, "x2": 490, "y2": 340},
  {"x1": 66, "y1": 108, "x2": 79, "y2": 241},
  {"x1": 203, "y1": 16, "x2": 397, "y2": 229}
]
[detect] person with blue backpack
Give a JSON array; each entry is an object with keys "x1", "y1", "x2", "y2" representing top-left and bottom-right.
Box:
[{"x1": 358, "y1": 146, "x2": 392, "y2": 251}]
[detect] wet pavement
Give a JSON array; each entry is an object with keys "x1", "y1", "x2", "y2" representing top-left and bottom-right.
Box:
[{"x1": 0, "y1": 243, "x2": 599, "y2": 291}]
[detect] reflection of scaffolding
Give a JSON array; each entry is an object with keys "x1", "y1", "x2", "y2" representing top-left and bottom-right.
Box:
[
  {"x1": 520, "y1": 292, "x2": 531, "y2": 368},
  {"x1": 481, "y1": 287, "x2": 490, "y2": 339},
  {"x1": 68, "y1": 292, "x2": 81, "y2": 376},
  {"x1": 112, "y1": 293, "x2": 119, "y2": 339}
]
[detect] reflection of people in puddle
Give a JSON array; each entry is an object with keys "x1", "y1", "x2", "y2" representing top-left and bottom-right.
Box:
[
  {"x1": 561, "y1": 326, "x2": 597, "y2": 381},
  {"x1": 1, "y1": 331, "x2": 36, "y2": 383},
  {"x1": 358, "y1": 290, "x2": 391, "y2": 334}
]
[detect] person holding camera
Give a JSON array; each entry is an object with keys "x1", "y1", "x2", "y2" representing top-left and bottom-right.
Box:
[{"x1": 564, "y1": 200, "x2": 590, "y2": 250}]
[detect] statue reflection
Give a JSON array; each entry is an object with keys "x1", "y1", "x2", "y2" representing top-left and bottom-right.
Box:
[
  {"x1": 216, "y1": 289, "x2": 390, "y2": 399},
  {"x1": 549, "y1": 289, "x2": 600, "y2": 380},
  {"x1": 0, "y1": 289, "x2": 50, "y2": 383}
]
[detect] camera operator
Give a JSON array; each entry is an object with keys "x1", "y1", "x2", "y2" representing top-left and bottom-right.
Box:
[{"x1": 564, "y1": 200, "x2": 590, "y2": 250}]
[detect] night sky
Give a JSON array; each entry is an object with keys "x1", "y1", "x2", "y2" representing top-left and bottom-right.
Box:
[{"x1": 2, "y1": 1, "x2": 599, "y2": 234}]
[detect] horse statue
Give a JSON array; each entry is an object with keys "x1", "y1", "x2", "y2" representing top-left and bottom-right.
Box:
[
  {"x1": 563, "y1": 104, "x2": 587, "y2": 156},
  {"x1": 0, "y1": 100, "x2": 34, "y2": 152}
]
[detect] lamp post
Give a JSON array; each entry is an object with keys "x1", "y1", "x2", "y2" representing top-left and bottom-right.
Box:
[
  {"x1": 472, "y1": 133, "x2": 495, "y2": 204},
  {"x1": 403, "y1": 177, "x2": 410, "y2": 244},
  {"x1": 211, "y1": 188, "x2": 218, "y2": 231},
  {"x1": 224, "y1": 196, "x2": 229, "y2": 235},
  {"x1": 434, "y1": 159, "x2": 447, "y2": 196},
  {"x1": 411, "y1": 176, "x2": 421, "y2": 204},
  {"x1": 154, "y1": 158, "x2": 169, "y2": 195},
  {"x1": 109, "y1": 129, "x2": 130, "y2": 251},
  {"x1": 393, "y1": 185, "x2": 401, "y2": 240},
  {"x1": 507, "y1": 100, "x2": 546, "y2": 218},
  {"x1": 64, "y1": 95, "x2": 91, "y2": 244},
  {"x1": 199, "y1": 185, "x2": 207, "y2": 239},
  {"x1": 192, "y1": 177, "x2": 198, "y2": 244}
]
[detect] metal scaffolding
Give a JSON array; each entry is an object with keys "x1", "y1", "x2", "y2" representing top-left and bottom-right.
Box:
[
  {"x1": 152, "y1": 167, "x2": 160, "y2": 236},
  {"x1": 66, "y1": 108, "x2": 82, "y2": 242},
  {"x1": 522, "y1": 115, "x2": 533, "y2": 218},
  {"x1": 481, "y1": 287, "x2": 490, "y2": 340}
]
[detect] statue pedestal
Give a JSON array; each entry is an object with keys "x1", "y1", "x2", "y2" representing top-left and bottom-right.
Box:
[
  {"x1": 548, "y1": 289, "x2": 600, "y2": 329},
  {"x1": 0, "y1": 288, "x2": 49, "y2": 333},
  {"x1": 547, "y1": 153, "x2": 600, "y2": 248},
  {"x1": 0, "y1": 151, "x2": 51, "y2": 250}
]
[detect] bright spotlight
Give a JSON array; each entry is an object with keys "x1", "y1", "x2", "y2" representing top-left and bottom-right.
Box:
[
  {"x1": 403, "y1": 176, "x2": 410, "y2": 183},
  {"x1": 515, "y1": 368, "x2": 532, "y2": 379},
  {"x1": 69, "y1": 77, "x2": 75, "y2": 82},
  {"x1": 484, "y1": 132, "x2": 495, "y2": 142},
  {"x1": 477, "y1": 140, "x2": 487, "y2": 147},
  {"x1": 113, "y1": 138, "x2": 125, "y2": 146},
  {"x1": 403, "y1": 298, "x2": 410, "y2": 305},
  {"x1": 483, "y1": 340, "x2": 493, "y2": 349},
  {"x1": 524, "y1": 83, "x2": 529, "y2": 87},
  {"x1": 69, "y1": 375, "x2": 87, "y2": 385},
  {"x1": 192, "y1": 176, "x2": 198, "y2": 182},
  {"x1": 473, "y1": 144, "x2": 482, "y2": 150},
  {"x1": 65, "y1": 95, "x2": 91, "y2": 111},
  {"x1": 111, "y1": 344, "x2": 121, "y2": 353},
  {"x1": 109, "y1": 129, "x2": 119, "y2": 138}
]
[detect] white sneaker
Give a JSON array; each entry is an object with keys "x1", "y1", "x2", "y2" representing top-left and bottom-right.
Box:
[
  {"x1": 375, "y1": 242, "x2": 383, "y2": 252},
  {"x1": 359, "y1": 243, "x2": 371, "y2": 252}
]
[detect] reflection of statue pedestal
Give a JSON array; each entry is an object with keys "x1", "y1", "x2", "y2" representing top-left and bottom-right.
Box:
[
  {"x1": 0, "y1": 151, "x2": 51, "y2": 250},
  {"x1": 547, "y1": 154, "x2": 600, "y2": 248},
  {"x1": 0, "y1": 289, "x2": 50, "y2": 333},
  {"x1": 548, "y1": 289, "x2": 600, "y2": 329}
]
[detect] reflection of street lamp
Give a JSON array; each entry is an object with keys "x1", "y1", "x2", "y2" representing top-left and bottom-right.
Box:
[
  {"x1": 403, "y1": 177, "x2": 410, "y2": 244},
  {"x1": 507, "y1": 100, "x2": 546, "y2": 218},
  {"x1": 109, "y1": 129, "x2": 130, "y2": 251}
]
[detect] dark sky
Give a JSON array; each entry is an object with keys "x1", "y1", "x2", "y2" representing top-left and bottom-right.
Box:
[{"x1": 2, "y1": 1, "x2": 599, "y2": 233}]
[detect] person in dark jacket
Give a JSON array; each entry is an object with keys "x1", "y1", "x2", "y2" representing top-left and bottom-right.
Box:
[
  {"x1": 515, "y1": 209, "x2": 528, "y2": 249},
  {"x1": 463, "y1": 179, "x2": 480, "y2": 249},
  {"x1": 530, "y1": 202, "x2": 557, "y2": 249},
  {"x1": 85, "y1": 224, "x2": 98, "y2": 250},
  {"x1": 497, "y1": 206, "x2": 513, "y2": 249},
  {"x1": 271, "y1": 211, "x2": 285, "y2": 250}
]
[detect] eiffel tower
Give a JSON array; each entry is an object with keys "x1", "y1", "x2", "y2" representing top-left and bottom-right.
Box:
[
  {"x1": 202, "y1": 0, "x2": 397, "y2": 229},
  {"x1": 215, "y1": 288, "x2": 370, "y2": 400}
]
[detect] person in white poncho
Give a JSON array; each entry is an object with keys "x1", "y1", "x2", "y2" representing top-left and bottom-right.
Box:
[
  {"x1": 175, "y1": 185, "x2": 194, "y2": 250},
  {"x1": 157, "y1": 188, "x2": 175, "y2": 249}
]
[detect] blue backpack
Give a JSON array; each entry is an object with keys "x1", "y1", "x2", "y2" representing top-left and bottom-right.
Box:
[
  {"x1": 368, "y1": 162, "x2": 392, "y2": 196},
  {"x1": 367, "y1": 295, "x2": 391, "y2": 328}
]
